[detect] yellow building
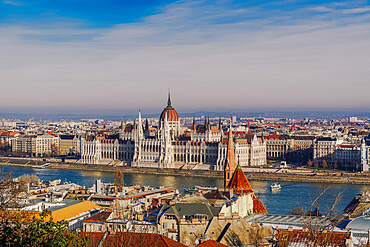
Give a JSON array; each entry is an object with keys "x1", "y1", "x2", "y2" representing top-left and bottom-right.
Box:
[{"x1": 59, "y1": 135, "x2": 79, "y2": 156}]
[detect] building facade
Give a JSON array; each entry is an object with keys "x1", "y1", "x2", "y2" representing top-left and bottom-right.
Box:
[
  {"x1": 12, "y1": 134, "x2": 59, "y2": 157},
  {"x1": 80, "y1": 94, "x2": 266, "y2": 170},
  {"x1": 265, "y1": 134, "x2": 315, "y2": 162}
]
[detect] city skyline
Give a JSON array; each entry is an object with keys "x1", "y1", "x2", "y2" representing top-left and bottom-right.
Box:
[{"x1": 1, "y1": 0, "x2": 370, "y2": 113}]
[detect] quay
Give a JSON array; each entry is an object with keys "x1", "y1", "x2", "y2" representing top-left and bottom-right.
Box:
[{"x1": 1, "y1": 156, "x2": 370, "y2": 185}]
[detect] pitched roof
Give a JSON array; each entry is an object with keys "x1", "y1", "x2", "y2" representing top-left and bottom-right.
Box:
[
  {"x1": 226, "y1": 166, "x2": 253, "y2": 194},
  {"x1": 275, "y1": 228, "x2": 350, "y2": 247},
  {"x1": 161, "y1": 203, "x2": 221, "y2": 220},
  {"x1": 85, "y1": 232, "x2": 186, "y2": 247},
  {"x1": 253, "y1": 197, "x2": 268, "y2": 215},
  {"x1": 198, "y1": 240, "x2": 227, "y2": 247},
  {"x1": 84, "y1": 211, "x2": 112, "y2": 223},
  {"x1": 52, "y1": 201, "x2": 102, "y2": 222}
]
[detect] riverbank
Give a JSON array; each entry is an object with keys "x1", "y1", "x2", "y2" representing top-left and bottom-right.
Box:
[{"x1": 1, "y1": 157, "x2": 370, "y2": 184}]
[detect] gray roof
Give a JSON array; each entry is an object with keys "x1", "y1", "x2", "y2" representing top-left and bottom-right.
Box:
[
  {"x1": 346, "y1": 216, "x2": 370, "y2": 232},
  {"x1": 161, "y1": 203, "x2": 221, "y2": 220},
  {"x1": 250, "y1": 214, "x2": 331, "y2": 229}
]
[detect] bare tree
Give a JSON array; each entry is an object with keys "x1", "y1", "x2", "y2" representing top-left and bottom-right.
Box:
[
  {"x1": 114, "y1": 168, "x2": 125, "y2": 193},
  {"x1": 0, "y1": 170, "x2": 27, "y2": 211},
  {"x1": 247, "y1": 223, "x2": 268, "y2": 247},
  {"x1": 297, "y1": 187, "x2": 345, "y2": 247}
]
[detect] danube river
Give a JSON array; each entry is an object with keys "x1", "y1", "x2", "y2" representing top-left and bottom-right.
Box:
[{"x1": 1, "y1": 165, "x2": 370, "y2": 215}]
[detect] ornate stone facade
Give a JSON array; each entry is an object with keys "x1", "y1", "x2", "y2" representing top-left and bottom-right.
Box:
[{"x1": 80, "y1": 94, "x2": 266, "y2": 170}]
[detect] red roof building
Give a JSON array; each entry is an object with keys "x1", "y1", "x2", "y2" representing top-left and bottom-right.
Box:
[{"x1": 85, "y1": 232, "x2": 186, "y2": 247}]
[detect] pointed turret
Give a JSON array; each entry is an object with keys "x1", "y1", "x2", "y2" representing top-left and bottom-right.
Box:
[
  {"x1": 120, "y1": 117, "x2": 124, "y2": 130},
  {"x1": 192, "y1": 117, "x2": 196, "y2": 131},
  {"x1": 207, "y1": 116, "x2": 211, "y2": 131},
  {"x1": 167, "y1": 89, "x2": 172, "y2": 107},
  {"x1": 145, "y1": 118, "x2": 149, "y2": 131},
  {"x1": 224, "y1": 118, "x2": 236, "y2": 187}
]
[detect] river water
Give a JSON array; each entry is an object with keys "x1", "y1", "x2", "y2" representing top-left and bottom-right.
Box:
[{"x1": 1, "y1": 165, "x2": 369, "y2": 215}]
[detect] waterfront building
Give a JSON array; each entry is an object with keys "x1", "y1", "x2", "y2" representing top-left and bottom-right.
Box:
[
  {"x1": 80, "y1": 93, "x2": 266, "y2": 170},
  {"x1": 11, "y1": 134, "x2": 59, "y2": 157},
  {"x1": 313, "y1": 137, "x2": 342, "y2": 162},
  {"x1": 361, "y1": 135, "x2": 370, "y2": 172},
  {"x1": 59, "y1": 134, "x2": 79, "y2": 156},
  {"x1": 265, "y1": 134, "x2": 315, "y2": 162}
]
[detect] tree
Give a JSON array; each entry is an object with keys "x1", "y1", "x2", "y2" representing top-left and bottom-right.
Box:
[
  {"x1": 322, "y1": 160, "x2": 328, "y2": 169},
  {"x1": 0, "y1": 210, "x2": 88, "y2": 247},
  {"x1": 313, "y1": 161, "x2": 319, "y2": 169},
  {"x1": 114, "y1": 168, "x2": 125, "y2": 193},
  {"x1": 296, "y1": 187, "x2": 345, "y2": 247},
  {"x1": 0, "y1": 170, "x2": 27, "y2": 211},
  {"x1": 333, "y1": 162, "x2": 338, "y2": 170},
  {"x1": 307, "y1": 159, "x2": 313, "y2": 167},
  {"x1": 51, "y1": 143, "x2": 60, "y2": 157}
]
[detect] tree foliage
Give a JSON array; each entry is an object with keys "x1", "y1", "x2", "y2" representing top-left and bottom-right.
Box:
[
  {"x1": 307, "y1": 159, "x2": 313, "y2": 167},
  {"x1": 0, "y1": 210, "x2": 88, "y2": 247},
  {"x1": 313, "y1": 161, "x2": 319, "y2": 169},
  {"x1": 321, "y1": 160, "x2": 328, "y2": 169}
]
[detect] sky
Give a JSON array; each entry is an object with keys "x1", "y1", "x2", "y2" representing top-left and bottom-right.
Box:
[{"x1": 0, "y1": 0, "x2": 370, "y2": 115}]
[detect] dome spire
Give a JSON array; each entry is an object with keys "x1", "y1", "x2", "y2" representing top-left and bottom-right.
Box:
[{"x1": 167, "y1": 89, "x2": 172, "y2": 107}]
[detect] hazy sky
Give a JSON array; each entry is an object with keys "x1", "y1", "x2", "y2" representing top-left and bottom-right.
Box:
[{"x1": 1, "y1": 0, "x2": 370, "y2": 115}]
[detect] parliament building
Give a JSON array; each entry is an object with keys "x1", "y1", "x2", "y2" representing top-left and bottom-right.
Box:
[{"x1": 80, "y1": 93, "x2": 266, "y2": 170}]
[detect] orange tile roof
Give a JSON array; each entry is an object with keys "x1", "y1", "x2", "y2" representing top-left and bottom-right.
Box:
[
  {"x1": 52, "y1": 201, "x2": 102, "y2": 222},
  {"x1": 226, "y1": 166, "x2": 253, "y2": 194},
  {"x1": 253, "y1": 197, "x2": 268, "y2": 215}
]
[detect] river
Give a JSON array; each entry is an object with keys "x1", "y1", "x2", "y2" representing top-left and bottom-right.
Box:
[{"x1": 1, "y1": 165, "x2": 369, "y2": 215}]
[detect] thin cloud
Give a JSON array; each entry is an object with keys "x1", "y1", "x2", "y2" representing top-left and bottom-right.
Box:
[
  {"x1": 0, "y1": 1, "x2": 370, "y2": 113},
  {"x1": 342, "y1": 7, "x2": 370, "y2": 14},
  {"x1": 309, "y1": 7, "x2": 334, "y2": 12},
  {"x1": 2, "y1": 0, "x2": 25, "y2": 6}
]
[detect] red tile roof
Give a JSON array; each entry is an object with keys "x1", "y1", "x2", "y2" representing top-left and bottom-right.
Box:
[
  {"x1": 253, "y1": 197, "x2": 268, "y2": 215},
  {"x1": 85, "y1": 232, "x2": 186, "y2": 247},
  {"x1": 275, "y1": 228, "x2": 350, "y2": 247},
  {"x1": 226, "y1": 166, "x2": 253, "y2": 194}
]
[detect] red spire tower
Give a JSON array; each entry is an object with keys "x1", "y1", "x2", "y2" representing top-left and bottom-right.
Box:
[{"x1": 224, "y1": 119, "x2": 236, "y2": 187}]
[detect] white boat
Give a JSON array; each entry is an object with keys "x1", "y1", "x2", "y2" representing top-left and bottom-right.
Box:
[
  {"x1": 32, "y1": 163, "x2": 50, "y2": 169},
  {"x1": 270, "y1": 182, "x2": 281, "y2": 191}
]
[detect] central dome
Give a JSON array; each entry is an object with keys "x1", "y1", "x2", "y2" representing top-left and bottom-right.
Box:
[{"x1": 160, "y1": 92, "x2": 179, "y2": 122}]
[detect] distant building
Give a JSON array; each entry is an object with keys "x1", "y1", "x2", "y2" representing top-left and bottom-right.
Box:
[
  {"x1": 12, "y1": 134, "x2": 59, "y2": 157},
  {"x1": 80, "y1": 93, "x2": 266, "y2": 170},
  {"x1": 361, "y1": 136, "x2": 370, "y2": 172},
  {"x1": 59, "y1": 134, "x2": 79, "y2": 156},
  {"x1": 265, "y1": 135, "x2": 315, "y2": 162}
]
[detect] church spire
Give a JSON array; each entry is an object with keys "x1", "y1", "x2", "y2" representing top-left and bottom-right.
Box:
[
  {"x1": 224, "y1": 117, "x2": 236, "y2": 188},
  {"x1": 167, "y1": 89, "x2": 172, "y2": 107}
]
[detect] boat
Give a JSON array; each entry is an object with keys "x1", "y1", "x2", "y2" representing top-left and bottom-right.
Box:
[
  {"x1": 184, "y1": 185, "x2": 217, "y2": 194},
  {"x1": 195, "y1": 185, "x2": 217, "y2": 191},
  {"x1": 270, "y1": 182, "x2": 281, "y2": 191},
  {"x1": 184, "y1": 187, "x2": 199, "y2": 194},
  {"x1": 32, "y1": 163, "x2": 50, "y2": 169}
]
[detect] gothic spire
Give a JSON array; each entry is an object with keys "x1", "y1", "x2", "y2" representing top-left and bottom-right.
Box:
[{"x1": 167, "y1": 89, "x2": 172, "y2": 107}]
